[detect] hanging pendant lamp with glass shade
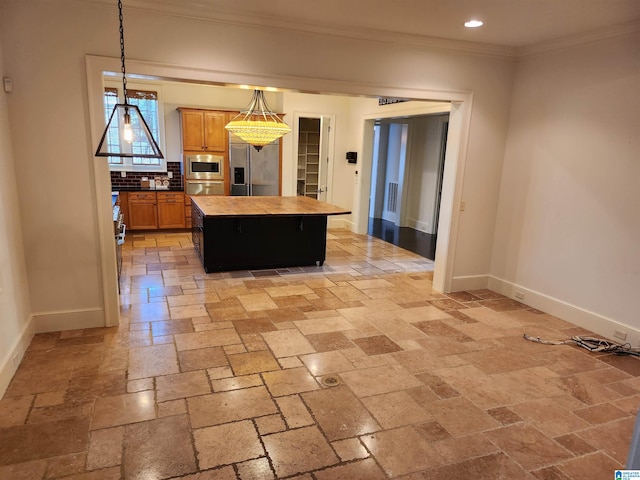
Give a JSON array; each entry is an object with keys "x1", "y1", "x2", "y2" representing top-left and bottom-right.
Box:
[
  {"x1": 225, "y1": 90, "x2": 291, "y2": 151},
  {"x1": 95, "y1": 0, "x2": 163, "y2": 159}
]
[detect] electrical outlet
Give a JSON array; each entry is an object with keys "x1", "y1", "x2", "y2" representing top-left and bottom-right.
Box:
[
  {"x1": 614, "y1": 330, "x2": 627, "y2": 342},
  {"x1": 460, "y1": 201, "x2": 466, "y2": 212},
  {"x1": 120, "y1": 171, "x2": 126, "y2": 178},
  {"x1": 168, "y1": 172, "x2": 173, "y2": 179},
  {"x1": 514, "y1": 290, "x2": 525, "y2": 301}
]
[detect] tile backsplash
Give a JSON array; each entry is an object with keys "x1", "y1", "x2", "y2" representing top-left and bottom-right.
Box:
[{"x1": 110, "y1": 161, "x2": 183, "y2": 190}]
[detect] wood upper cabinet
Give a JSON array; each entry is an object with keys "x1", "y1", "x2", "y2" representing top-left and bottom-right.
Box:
[
  {"x1": 204, "y1": 111, "x2": 226, "y2": 151},
  {"x1": 128, "y1": 192, "x2": 158, "y2": 230},
  {"x1": 157, "y1": 192, "x2": 186, "y2": 229},
  {"x1": 179, "y1": 109, "x2": 226, "y2": 152}
]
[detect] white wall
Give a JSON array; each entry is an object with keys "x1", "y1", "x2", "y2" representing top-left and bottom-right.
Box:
[
  {"x1": 0, "y1": 42, "x2": 33, "y2": 396},
  {"x1": 491, "y1": 31, "x2": 640, "y2": 341},
  {"x1": 281, "y1": 91, "x2": 353, "y2": 215},
  {"x1": 345, "y1": 88, "x2": 511, "y2": 290},
  {"x1": 369, "y1": 125, "x2": 385, "y2": 219},
  {"x1": 406, "y1": 115, "x2": 447, "y2": 234},
  {"x1": 0, "y1": 0, "x2": 514, "y2": 335}
]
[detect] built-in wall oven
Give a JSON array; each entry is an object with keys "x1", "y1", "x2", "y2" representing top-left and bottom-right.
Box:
[{"x1": 185, "y1": 153, "x2": 225, "y2": 195}]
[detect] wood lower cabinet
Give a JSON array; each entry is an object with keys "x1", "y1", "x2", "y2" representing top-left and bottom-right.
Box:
[
  {"x1": 126, "y1": 191, "x2": 188, "y2": 230},
  {"x1": 128, "y1": 192, "x2": 158, "y2": 230},
  {"x1": 157, "y1": 192, "x2": 186, "y2": 229}
]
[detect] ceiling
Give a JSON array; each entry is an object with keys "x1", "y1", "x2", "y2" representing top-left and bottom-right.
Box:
[{"x1": 117, "y1": 0, "x2": 640, "y2": 54}]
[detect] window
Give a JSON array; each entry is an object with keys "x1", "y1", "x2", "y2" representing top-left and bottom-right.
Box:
[{"x1": 103, "y1": 81, "x2": 166, "y2": 171}]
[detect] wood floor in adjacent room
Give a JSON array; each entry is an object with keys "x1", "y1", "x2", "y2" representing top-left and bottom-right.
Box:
[{"x1": 1, "y1": 229, "x2": 638, "y2": 479}]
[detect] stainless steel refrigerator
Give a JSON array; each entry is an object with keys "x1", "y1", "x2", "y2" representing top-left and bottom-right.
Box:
[{"x1": 229, "y1": 133, "x2": 280, "y2": 196}]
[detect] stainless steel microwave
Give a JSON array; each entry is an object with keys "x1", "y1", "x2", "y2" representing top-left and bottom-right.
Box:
[{"x1": 185, "y1": 154, "x2": 224, "y2": 181}]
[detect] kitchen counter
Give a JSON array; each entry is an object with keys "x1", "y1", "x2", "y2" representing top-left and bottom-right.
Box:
[
  {"x1": 190, "y1": 196, "x2": 350, "y2": 272},
  {"x1": 191, "y1": 195, "x2": 350, "y2": 217}
]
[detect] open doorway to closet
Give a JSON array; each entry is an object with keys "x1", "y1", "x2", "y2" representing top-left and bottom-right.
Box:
[
  {"x1": 296, "y1": 115, "x2": 331, "y2": 202},
  {"x1": 368, "y1": 113, "x2": 449, "y2": 260}
]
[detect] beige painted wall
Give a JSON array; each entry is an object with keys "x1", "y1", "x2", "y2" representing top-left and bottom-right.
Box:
[
  {"x1": 0, "y1": 0, "x2": 514, "y2": 333},
  {"x1": 0, "y1": 42, "x2": 32, "y2": 394},
  {"x1": 491, "y1": 31, "x2": 640, "y2": 340}
]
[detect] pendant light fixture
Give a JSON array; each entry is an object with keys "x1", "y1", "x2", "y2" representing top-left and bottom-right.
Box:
[
  {"x1": 225, "y1": 89, "x2": 291, "y2": 151},
  {"x1": 95, "y1": 0, "x2": 163, "y2": 159}
]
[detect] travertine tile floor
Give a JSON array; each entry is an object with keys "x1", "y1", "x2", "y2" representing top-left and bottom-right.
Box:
[{"x1": 1, "y1": 229, "x2": 638, "y2": 479}]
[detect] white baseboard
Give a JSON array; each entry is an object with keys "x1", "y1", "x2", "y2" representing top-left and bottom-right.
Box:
[
  {"x1": 32, "y1": 308, "x2": 105, "y2": 333},
  {"x1": 0, "y1": 315, "x2": 34, "y2": 397},
  {"x1": 0, "y1": 308, "x2": 106, "y2": 397},
  {"x1": 450, "y1": 274, "x2": 490, "y2": 292},
  {"x1": 328, "y1": 217, "x2": 353, "y2": 230},
  {"x1": 406, "y1": 218, "x2": 431, "y2": 234},
  {"x1": 488, "y1": 275, "x2": 640, "y2": 345}
]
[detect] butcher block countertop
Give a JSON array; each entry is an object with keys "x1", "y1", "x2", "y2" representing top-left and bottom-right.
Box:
[{"x1": 191, "y1": 196, "x2": 351, "y2": 217}]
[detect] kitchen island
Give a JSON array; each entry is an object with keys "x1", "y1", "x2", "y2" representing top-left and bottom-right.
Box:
[{"x1": 191, "y1": 196, "x2": 350, "y2": 272}]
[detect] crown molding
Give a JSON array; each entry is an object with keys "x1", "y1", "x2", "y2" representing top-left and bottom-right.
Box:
[
  {"x1": 69, "y1": 0, "x2": 639, "y2": 60},
  {"x1": 518, "y1": 18, "x2": 640, "y2": 57},
  {"x1": 76, "y1": 0, "x2": 518, "y2": 59}
]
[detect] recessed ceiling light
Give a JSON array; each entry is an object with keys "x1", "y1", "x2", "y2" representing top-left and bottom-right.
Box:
[{"x1": 464, "y1": 19, "x2": 484, "y2": 28}]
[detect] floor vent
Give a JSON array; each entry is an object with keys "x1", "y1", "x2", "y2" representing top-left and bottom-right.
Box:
[{"x1": 386, "y1": 182, "x2": 398, "y2": 213}]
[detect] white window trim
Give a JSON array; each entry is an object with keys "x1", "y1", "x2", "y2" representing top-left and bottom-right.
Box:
[{"x1": 104, "y1": 79, "x2": 167, "y2": 172}]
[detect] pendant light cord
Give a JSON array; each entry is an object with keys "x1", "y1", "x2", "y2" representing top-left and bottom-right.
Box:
[
  {"x1": 118, "y1": 0, "x2": 128, "y2": 103},
  {"x1": 95, "y1": 0, "x2": 164, "y2": 158}
]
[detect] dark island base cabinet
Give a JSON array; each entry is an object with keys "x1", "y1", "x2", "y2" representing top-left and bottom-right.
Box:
[{"x1": 192, "y1": 204, "x2": 327, "y2": 273}]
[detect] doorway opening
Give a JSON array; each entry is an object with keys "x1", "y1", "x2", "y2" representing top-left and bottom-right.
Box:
[
  {"x1": 296, "y1": 115, "x2": 331, "y2": 202},
  {"x1": 87, "y1": 56, "x2": 472, "y2": 325},
  {"x1": 367, "y1": 113, "x2": 449, "y2": 260}
]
